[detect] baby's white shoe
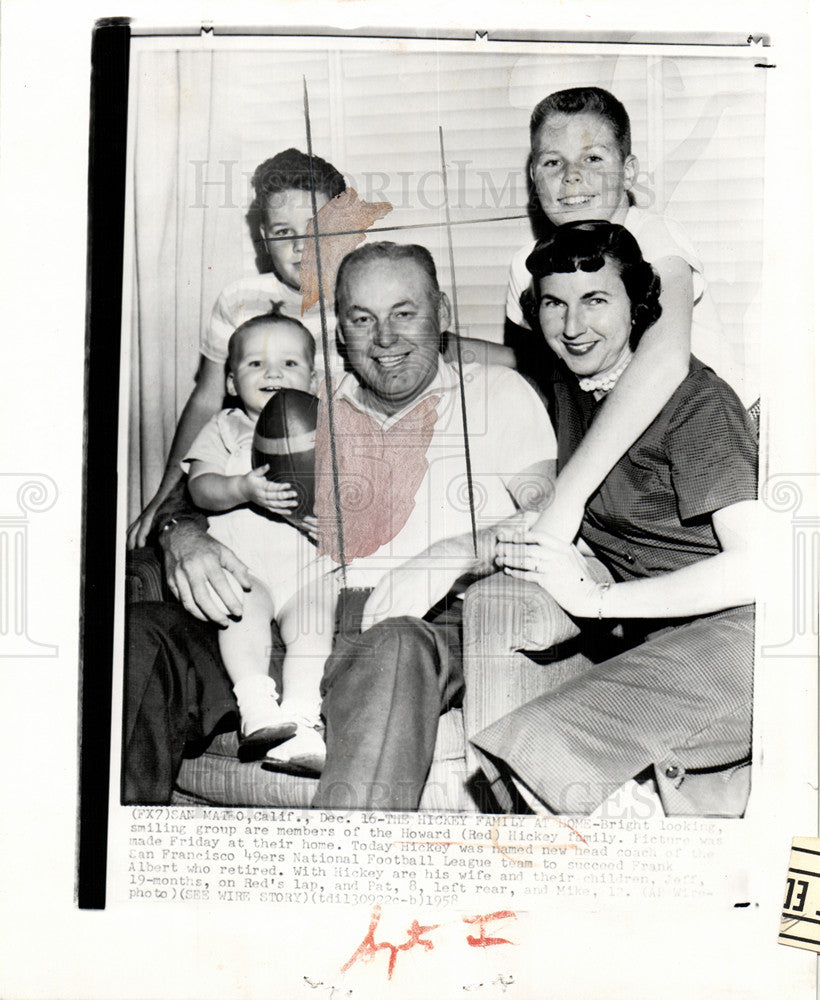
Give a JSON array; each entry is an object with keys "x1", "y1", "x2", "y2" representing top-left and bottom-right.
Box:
[
  {"x1": 234, "y1": 679, "x2": 297, "y2": 762},
  {"x1": 262, "y1": 718, "x2": 326, "y2": 777}
]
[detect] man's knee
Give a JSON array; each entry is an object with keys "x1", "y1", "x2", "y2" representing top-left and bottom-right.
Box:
[
  {"x1": 347, "y1": 616, "x2": 435, "y2": 669},
  {"x1": 128, "y1": 600, "x2": 208, "y2": 642},
  {"x1": 322, "y1": 616, "x2": 438, "y2": 699},
  {"x1": 368, "y1": 616, "x2": 437, "y2": 653},
  {"x1": 125, "y1": 602, "x2": 221, "y2": 717}
]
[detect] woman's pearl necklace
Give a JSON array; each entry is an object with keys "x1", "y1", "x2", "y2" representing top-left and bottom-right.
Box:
[{"x1": 578, "y1": 356, "x2": 632, "y2": 398}]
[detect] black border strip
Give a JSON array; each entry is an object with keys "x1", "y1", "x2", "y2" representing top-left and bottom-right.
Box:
[{"x1": 77, "y1": 17, "x2": 131, "y2": 910}]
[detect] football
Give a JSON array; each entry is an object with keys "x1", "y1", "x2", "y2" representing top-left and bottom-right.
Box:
[{"x1": 252, "y1": 388, "x2": 318, "y2": 520}]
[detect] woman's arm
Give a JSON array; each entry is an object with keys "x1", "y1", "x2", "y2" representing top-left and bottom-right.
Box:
[
  {"x1": 497, "y1": 500, "x2": 757, "y2": 620},
  {"x1": 601, "y1": 500, "x2": 756, "y2": 618},
  {"x1": 127, "y1": 355, "x2": 227, "y2": 548},
  {"x1": 534, "y1": 255, "x2": 693, "y2": 542}
]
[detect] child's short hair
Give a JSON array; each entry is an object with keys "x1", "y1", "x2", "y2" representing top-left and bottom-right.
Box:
[
  {"x1": 525, "y1": 221, "x2": 661, "y2": 349},
  {"x1": 251, "y1": 148, "x2": 346, "y2": 207},
  {"x1": 227, "y1": 303, "x2": 316, "y2": 372},
  {"x1": 246, "y1": 148, "x2": 346, "y2": 272},
  {"x1": 529, "y1": 87, "x2": 632, "y2": 162}
]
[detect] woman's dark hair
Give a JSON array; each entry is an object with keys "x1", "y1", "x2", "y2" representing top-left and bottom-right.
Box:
[
  {"x1": 246, "y1": 148, "x2": 346, "y2": 273},
  {"x1": 524, "y1": 221, "x2": 662, "y2": 349}
]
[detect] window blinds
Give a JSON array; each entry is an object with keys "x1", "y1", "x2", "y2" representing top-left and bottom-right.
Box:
[{"x1": 198, "y1": 46, "x2": 766, "y2": 369}]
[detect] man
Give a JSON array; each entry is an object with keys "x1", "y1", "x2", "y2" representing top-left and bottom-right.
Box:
[{"x1": 125, "y1": 242, "x2": 555, "y2": 808}]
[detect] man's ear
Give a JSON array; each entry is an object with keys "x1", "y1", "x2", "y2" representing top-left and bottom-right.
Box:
[
  {"x1": 309, "y1": 369, "x2": 319, "y2": 393},
  {"x1": 438, "y1": 291, "x2": 452, "y2": 336},
  {"x1": 623, "y1": 153, "x2": 638, "y2": 191},
  {"x1": 226, "y1": 372, "x2": 237, "y2": 397}
]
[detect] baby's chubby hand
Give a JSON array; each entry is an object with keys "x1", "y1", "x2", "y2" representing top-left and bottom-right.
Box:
[{"x1": 240, "y1": 465, "x2": 299, "y2": 514}]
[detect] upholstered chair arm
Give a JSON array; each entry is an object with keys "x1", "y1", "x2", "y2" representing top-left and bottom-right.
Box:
[
  {"x1": 461, "y1": 565, "x2": 611, "y2": 767},
  {"x1": 125, "y1": 548, "x2": 168, "y2": 604}
]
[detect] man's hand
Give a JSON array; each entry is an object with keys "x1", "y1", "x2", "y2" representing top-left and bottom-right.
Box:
[
  {"x1": 360, "y1": 557, "x2": 458, "y2": 631},
  {"x1": 160, "y1": 519, "x2": 252, "y2": 626},
  {"x1": 360, "y1": 533, "x2": 477, "y2": 631},
  {"x1": 296, "y1": 514, "x2": 319, "y2": 543},
  {"x1": 360, "y1": 514, "x2": 540, "y2": 632},
  {"x1": 495, "y1": 527, "x2": 602, "y2": 617},
  {"x1": 240, "y1": 466, "x2": 299, "y2": 515}
]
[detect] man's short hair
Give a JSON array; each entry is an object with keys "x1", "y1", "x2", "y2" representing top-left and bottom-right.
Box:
[
  {"x1": 335, "y1": 242, "x2": 440, "y2": 312},
  {"x1": 250, "y1": 148, "x2": 345, "y2": 210},
  {"x1": 530, "y1": 86, "x2": 632, "y2": 162}
]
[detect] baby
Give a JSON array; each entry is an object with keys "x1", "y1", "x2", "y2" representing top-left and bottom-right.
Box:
[{"x1": 184, "y1": 309, "x2": 335, "y2": 773}]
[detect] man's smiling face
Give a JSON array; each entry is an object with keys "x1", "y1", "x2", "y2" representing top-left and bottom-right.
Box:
[{"x1": 337, "y1": 256, "x2": 449, "y2": 416}]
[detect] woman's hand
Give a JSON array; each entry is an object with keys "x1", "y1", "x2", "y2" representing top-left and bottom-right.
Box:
[
  {"x1": 160, "y1": 519, "x2": 252, "y2": 626},
  {"x1": 240, "y1": 466, "x2": 299, "y2": 515},
  {"x1": 495, "y1": 527, "x2": 603, "y2": 617}
]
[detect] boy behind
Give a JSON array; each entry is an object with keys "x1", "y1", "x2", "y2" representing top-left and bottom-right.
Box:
[{"x1": 507, "y1": 86, "x2": 739, "y2": 546}]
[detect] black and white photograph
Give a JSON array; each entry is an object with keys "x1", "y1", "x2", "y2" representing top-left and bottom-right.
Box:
[
  {"x1": 0, "y1": 4, "x2": 817, "y2": 1000},
  {"x1": 122, "y1": 34, "x2": 764, "y2": 818}
]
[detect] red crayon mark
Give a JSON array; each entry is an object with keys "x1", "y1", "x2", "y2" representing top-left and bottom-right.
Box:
[
  {"x1": 551, "y1": 815, "x2": 589, "y2": 846},
  {"x1": 462, "y1": 910, "x2": 517, "y2": 949},
  {"x1": 300, "y1": 188, "x2": 392, "y2": 312},
  {"x1": 315, "y1": 394, "x2": 439, "y2": 562},
  {"x1": 341, "y1": 904, "x2": 440, "y2": 980}
]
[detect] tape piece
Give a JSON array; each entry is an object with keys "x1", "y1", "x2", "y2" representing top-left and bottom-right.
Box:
[{"x1": 779, "y1": 837, "x2": 820, "y2": 953}]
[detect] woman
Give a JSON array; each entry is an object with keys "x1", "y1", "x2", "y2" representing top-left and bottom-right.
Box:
[{"x1": 471, "y1": 220, "x2": 757, "y2": 817}]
